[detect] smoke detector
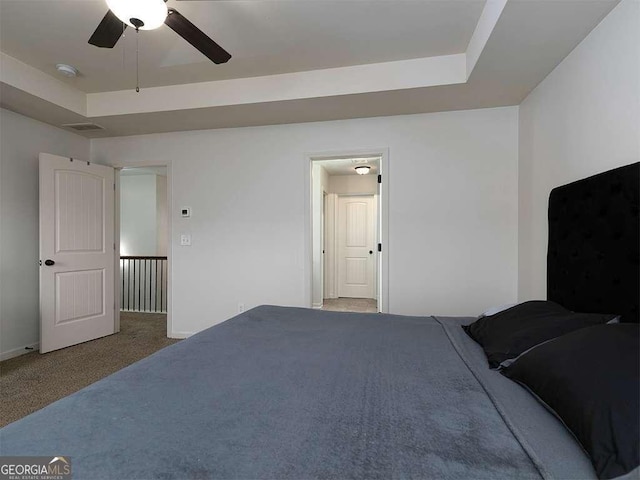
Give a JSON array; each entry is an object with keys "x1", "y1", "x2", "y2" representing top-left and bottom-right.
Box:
[{"x1": 56, "y1": 64, "x2": 78, "y2": 78}]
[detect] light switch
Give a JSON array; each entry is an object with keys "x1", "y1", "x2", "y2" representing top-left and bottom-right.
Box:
[
  {"x1": 180, "y1": 234, "x2": 191, "y2": 246},
  {"x1": 181, "y1": 207, "x2": 191, "y2": 217}
]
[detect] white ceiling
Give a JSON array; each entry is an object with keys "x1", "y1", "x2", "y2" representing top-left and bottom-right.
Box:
[
  {"x1": 0, "y1": 0, "x2": 621, "y2": 138},
  {"x1": 317, "y1": 157, "x2": 380, "y2": 176},
  {"x1": 0, "y1": 0, "x2": 484, "y2": 93}
]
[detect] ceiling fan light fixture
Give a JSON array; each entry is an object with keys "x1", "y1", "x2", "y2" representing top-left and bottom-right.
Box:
[
  {"x1": 106, "y1": 0, "x2": 168, "y2": 30},
  {"x1": 355, "y1": 165, "x2": 371, "y2": 175}
]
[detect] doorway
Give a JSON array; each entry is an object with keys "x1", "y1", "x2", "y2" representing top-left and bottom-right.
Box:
[
  {"x1": 118, "y1": 166, "x2": 170, "y2": 337},
  {"x1": 308, "y1": 151, "x2": 389, "y2": 313}
]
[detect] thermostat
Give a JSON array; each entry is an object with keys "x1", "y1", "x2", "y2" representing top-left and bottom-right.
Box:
[{"x1": 181, "y1": 207, "x2": 191, "y2": 218}]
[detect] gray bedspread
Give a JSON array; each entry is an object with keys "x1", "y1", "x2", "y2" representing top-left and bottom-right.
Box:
[{"x1": 0, "y1": 306, "x2": 597, "y2": 479}]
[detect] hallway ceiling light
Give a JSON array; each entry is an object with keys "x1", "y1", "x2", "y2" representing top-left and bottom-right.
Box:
[{"x1": 355, "y1": 165, "x2": 371, "y2": 175}]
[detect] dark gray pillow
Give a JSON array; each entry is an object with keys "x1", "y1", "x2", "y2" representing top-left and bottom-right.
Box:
[
  {"x1": 462, "y1": 300, "x2": 616, "y2": 368},
  {"x1": 501, "y1": 324, "x2": 639, "y2": 480}
]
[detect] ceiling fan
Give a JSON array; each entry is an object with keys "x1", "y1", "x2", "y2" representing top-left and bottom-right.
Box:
[{"x1": 88, "y1": 0, "x2": 231, "y2": 65}]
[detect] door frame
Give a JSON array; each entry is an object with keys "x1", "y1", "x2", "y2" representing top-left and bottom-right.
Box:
[
  {"x1": 305, "y1": 148, "x2": 389, "y2": 313},
  {"x1": 112, "y1": 161, "x2": 174, "y2": 338}
]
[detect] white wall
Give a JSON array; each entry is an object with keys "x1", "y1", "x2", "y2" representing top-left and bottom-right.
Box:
[
  {"x1": 328, "y1": 174, "x2": 378, "y2": 195},
  {"x1": 92, "y1": 106, "x2": 518, "y2": 335},
  {"x1": 156, "y1": 175, "x2": 168, "y2": 256},
  {"x1": 0, "y1": 108, "x2": 90, "y2": 359},
  {"x1": 120, "y1": 174, "x2": 158, "y2": 256},
  {"x1": 518, "y1": 0, "x2": 640, "y2": 301},
  {"x1": 1, "y1": 0, "x2": 632, "y2": 354},
  {"x1": 120, "y1": 172, "x2": 168, "y2": 256}
]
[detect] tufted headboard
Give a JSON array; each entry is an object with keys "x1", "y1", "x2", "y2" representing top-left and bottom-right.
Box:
[{"x1": 547, "y1": 162, "x2": 639, "y2": 323}]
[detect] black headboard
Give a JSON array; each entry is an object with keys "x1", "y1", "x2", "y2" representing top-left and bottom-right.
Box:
[{"x1": 547, "y1": 162, "x2": 639, "y2": 323}]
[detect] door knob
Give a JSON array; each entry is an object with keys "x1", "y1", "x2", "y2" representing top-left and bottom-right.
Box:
[{"x1": 44, "y1": 259, "x2": 55, "y2": 266}]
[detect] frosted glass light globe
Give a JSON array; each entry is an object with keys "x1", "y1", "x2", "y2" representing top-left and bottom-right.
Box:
[{"x1": 106, "y1": 0, "x2": 168, "y2": 30}]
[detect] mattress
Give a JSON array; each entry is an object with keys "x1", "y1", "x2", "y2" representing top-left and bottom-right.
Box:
[{"x1": 0, "y1": 306, "x2": 599, "y2": 479}]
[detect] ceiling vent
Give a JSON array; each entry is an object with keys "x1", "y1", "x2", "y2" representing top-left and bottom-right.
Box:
[{"x1": 62, "y1": 123, "x2": 105, "y2": 132}]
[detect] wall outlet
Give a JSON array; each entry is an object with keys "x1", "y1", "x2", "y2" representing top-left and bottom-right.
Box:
[
  {"x1": 238, "y1": 303, "x2": 245, "y2": 314},
  {"x1": 180, "y1": 234, "x2": 191, "y2": 246}
]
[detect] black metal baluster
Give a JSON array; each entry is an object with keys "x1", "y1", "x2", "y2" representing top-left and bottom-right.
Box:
[
  {"x1": 139, "y1": 259, "x2": 142, "y2": 311},
  {"x1": 121, "y1": 259, "x2": 124, "y2": 309},
  {"x1": 135, "y1": 259, "x2": 138, "y2": 311},
  {"x1": 155, "y1": 259, "x2": 158, "y2": 312},
  {"x1": 143, "y1": 260, "x2": 147, "y2": 312},
  {"x1": 149, "y1": 259, "x2": 152, "y2": 312},
  {"x1": 160, "y1": 261, "x2": 164, "y2": 312},
  {"x1": 127, "y1": 259, "x2": 131, "y2": 310}
]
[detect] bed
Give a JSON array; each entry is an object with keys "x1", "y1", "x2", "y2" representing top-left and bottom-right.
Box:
[{"x1": 1, "y1": 163, "x2": 638, "y2": 480}]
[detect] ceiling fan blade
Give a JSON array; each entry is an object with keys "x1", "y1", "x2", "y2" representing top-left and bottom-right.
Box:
[
  {"x1": 165, "y1": 9, "x2": 231, "y2": 64},
  {"x1": 89, "y1": 10, "x2": 126, "y2": 48}
]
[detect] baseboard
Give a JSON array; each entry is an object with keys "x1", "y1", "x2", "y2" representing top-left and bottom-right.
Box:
[
  {"x1": 169, "y1": 331, "x2": 193, "y2": 339},
  {"x1": 0, "y1": 342, "x2": 39, "y2": 361}
]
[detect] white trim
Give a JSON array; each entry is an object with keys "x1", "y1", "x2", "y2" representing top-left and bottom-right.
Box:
[
  {"x1": 312, "y1": 303, "x2": 324, "y2": 309},
  {"x1": 323, "y1": 193, "x2": 338, "y2": 299},
  {"x1": 305, "y1": 147, "x2": 390, "y2": 313},
  {"x1": 465, "y1": 0, "x2": 509, "y2": 78},
  {"x1": 114, "y1": 171, "x2": 121, "y2": 333},
  {"x1": 379, "y1": 150, "x2": 389, "y2": 312},
  {"x1": 0, "y1": 53, "x2": 87, "y2": 116},
  {"x1": 170, "y1": 331, "x2": 193, "y2": 339},
  {"x1": 87, "y1": 55, "x2": 466, "y2": 117},
  {"x1": 0, "y1": 342, "x2": 39, "y2": 361},
  {"x1": 111, "y1": 160, "x2": 173, "y2": 338}
]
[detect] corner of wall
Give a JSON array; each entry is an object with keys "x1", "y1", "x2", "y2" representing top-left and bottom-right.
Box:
[{"x1": 516, "y1": 0, "x2": 639, "y2": 303}]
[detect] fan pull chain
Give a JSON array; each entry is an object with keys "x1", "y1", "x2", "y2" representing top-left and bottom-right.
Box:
[
  {"x1": 122, "y1": 23, "x2": 126, "y2": 70},
  {"x1": 135, "y1": 28, "x2": 140, "y2": 93}
]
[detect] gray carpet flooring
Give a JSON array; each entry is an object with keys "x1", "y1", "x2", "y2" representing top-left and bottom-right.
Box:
[{"x1": 0, "y1": 312, "x2": 179, "y2": 427}]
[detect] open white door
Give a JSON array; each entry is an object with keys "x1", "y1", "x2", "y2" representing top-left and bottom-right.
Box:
[{"x1": 39, "y1": 153, "x2": 116, "y2": 353}]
